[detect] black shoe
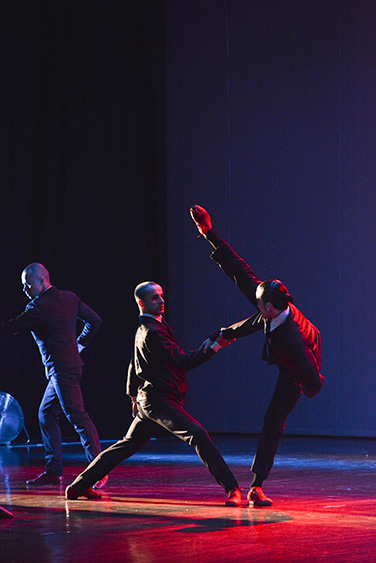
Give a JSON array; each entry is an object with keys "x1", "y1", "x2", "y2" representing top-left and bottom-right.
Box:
[{"x1": 26, "y1": 472, "x2": 64, "y2": 487}]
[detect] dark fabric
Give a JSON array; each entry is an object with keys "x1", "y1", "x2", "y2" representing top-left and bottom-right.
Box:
[
  {"x1": 211, "y1": 241, "x2": 324, "y2": 398},
  {"x1": 210, "y1": 238, "x2": 262, "y2": 308},
  {"x1": 126, "y1": 315, "x2": 215, "y2": 398},
  {"x1": 0, "y1": 286, "x2": 102, "y2": 471},
  {"x1": 0, "y1": 286, "x2": 101, "y2": 378},
  {"x1": 39, "y1": 368, "x2": 101, "y2": 475},
  {"x1": 1, "y1": 1, "x2": 166, "y2": 439},
  {"x1": 70, "y1": 316, "x2": 238, "y2": 494},
  {"x1": 70, "y1": 392, "x2": 238, "y2": 494},
  {"x1": 251, "y1": 375, "x2": 303, "y2": 479},
  {"x1": 207, "y1": 236, "x2": 324, "y2": 480}
]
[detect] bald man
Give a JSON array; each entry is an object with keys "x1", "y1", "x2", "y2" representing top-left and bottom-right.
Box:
[
  {"x1": 0, "y1": 263, "x2": 103, "y2": 487},
  {"x1": 65, "y1": 281, "x2": 241, "y2": 506}
]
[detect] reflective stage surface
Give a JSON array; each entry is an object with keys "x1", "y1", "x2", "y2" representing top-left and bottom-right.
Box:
[{"x1": 1, "y1": 435, "x2": 376, "y2": 562}]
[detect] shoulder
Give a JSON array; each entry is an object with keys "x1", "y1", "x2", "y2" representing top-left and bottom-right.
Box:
[
  {"x1": 49, "y1": 288, "x2": 81, "y2": 305},
  {"x1": 57, "y1": 288, "x2": 79, "y2": 299},
  {"x1": 283, "y1": 305, "x2": 320, "y2": 344},
  {"x1": 289, "y1": 304, "x2": 318, "y2": 329},
  {"x1": 34, "y1": 287, "x2": 80, "y2": 315},
  {"x1": 137, "y1": 318, "x2": 168, "y2": 345}
]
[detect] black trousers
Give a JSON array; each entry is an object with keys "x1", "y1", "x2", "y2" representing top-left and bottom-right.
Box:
[
  {"x1": 70, "y1": 392, "x2": 238, "y2": 494},
  {"x1": 252, "y1": 374, "x2": 302, "y2": 480}
]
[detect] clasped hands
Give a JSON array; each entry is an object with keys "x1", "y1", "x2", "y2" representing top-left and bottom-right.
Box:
[{"x1": 201, "y1": 330, "x2": 235, "y2": 353}]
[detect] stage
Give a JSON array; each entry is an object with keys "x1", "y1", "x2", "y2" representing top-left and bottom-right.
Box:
[{"x1": 1, "y1": 434, "x2": 376, "y2": 562}]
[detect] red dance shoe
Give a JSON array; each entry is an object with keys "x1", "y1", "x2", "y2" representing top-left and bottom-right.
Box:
[
  {"x1": 225, "y1": 486, "x2": 242, "y2": 506},
  {"x1": 93, "y1": 474, "x2": 108, "y2": 489},
  {"x1": 247, "y1": 486, "x2": 273, "y2": 507},
  {"x1": 190, "y1": 205, "x2": 212, "y2": 235},
  {"x1": 65, "y1": 485, "x2": 102, "y2": 500}
]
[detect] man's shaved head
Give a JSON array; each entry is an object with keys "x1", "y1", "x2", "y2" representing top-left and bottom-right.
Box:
[
  {"x1": 134, "y1": 281, "x2": 158, "y2": 303},
  {"x1": 21, "y1": 262, "x2": 51, "y2": 299},
  {"x1": 23, "y1": 263, "x2": 51, "y2": 283},
  {"x1": 134, "y1": 281, "x2": 164, "y2": 318}
]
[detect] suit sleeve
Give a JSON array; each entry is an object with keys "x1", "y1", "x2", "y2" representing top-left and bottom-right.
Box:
[
  {"x1": 220, "y1": 312, "x2": 264, "y2": 340},
  {"x1": 0, "y1": 303, "x2": 45, "y2": 335},
  {"x1": 77, "y1": 301, "x2": 102, "y2": 347},
  {"x1": 210, "y1": 240, "x2": 262, "y2": 308},
  {"x1": 148, "y1": 327, "x2": 215, "y2": 373},
  {"x1": 126, "y1": 356, "x2": 143, "y2": 397},
  {"x1": 283, "y1": 338, "x2": 325, "y2": 398}
]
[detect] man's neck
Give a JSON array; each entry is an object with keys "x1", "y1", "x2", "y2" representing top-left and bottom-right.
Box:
[
  {"x1": 140, "y1": 312, "x2": 162, "y2": 323},
  {"x1": 270, "y1": 306, "x2": 290, "y2": 331},
  {"x1": 34, "y1": 285, "x2": 53, "y2": 299}
]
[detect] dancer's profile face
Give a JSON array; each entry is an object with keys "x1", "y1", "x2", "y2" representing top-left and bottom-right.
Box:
[
  {"x1": 21, "y1": 270, "x2": 44, "y2": 300},
  {"x1": 256, "y1": 296, "x2": 273, "y2": 319},
  {"x1": 140, "y1": 284, "x2": 165, "y2": 317}
]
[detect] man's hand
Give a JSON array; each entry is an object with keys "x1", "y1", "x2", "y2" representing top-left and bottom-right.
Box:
[
  {"x1": 214, "y1": 331, "x2": 235, "y2": 349},
  {"x1": 202, "y1": 331, "x2": 235, "y2": 353},
  {"x1": 201, "y1": 337, "x2": 214, "y2": 353}
]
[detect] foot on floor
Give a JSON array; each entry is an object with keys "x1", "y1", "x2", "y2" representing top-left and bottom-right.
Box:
[
  {"x1": 225, "y1": 486, "x2": 242, "y2": 506},
  {"x1": 65, "y1": 485, "x2": 102, "y2": 500},
  {"x1": 247, "y1": 486, "x2": 273, "y2": 507},
  {"x1": 26, "y1": 472, "x2": 64, "y2": 487},
  {"x1": 93, "y1": 474, "x2": 108, "y2": 489}
]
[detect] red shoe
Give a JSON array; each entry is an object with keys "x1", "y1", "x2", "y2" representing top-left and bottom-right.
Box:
[
  {"x1": 65, "y1": 485, "x2": 102, "y2": 500},
  {"x1": 190, "y1": 205, "x2": 212, "y2": 235},
  {"x1": 93, "y1": 474, "x2": 108, "y2": 490},
  {"x1": 26, "y1": 472, "x2": 64, "y2": 487},
  {"x1": 247, "y1": 486, "x2": 273, "y2": 507},
  {"x1": 225, "y1": 486, "x2": 242, "y2": 506}
]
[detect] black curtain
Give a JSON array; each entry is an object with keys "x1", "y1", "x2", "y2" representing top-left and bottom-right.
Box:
[{"x1": 1, "y1": 0, "x2": 166, "y2": 439}]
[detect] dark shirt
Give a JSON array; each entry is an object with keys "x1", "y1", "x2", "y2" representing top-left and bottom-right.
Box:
[{"x1": 0, "y1": 286, "x2": 102, "y2": 377}]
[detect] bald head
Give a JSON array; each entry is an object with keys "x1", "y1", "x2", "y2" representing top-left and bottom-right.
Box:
[
  {"x1": 134, "y1": 281, "x2": 165, "y2": 318},
  {"x1": 21, "y1": 262, "x2": 52, "y2": 300},
  {"x1": 134, "y1": 281, "x2": 158, "y2": 303}
]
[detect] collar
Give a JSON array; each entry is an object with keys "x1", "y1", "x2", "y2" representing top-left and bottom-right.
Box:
[
  {"x1": 33, "y1": 285, "x2": 54, "y2": 301},
  {"x1": 270, "y1": 306, "x2": 290, "y2": 332},
  {"x1": 140, "y1": 313, "x2": 162, "y2": 323}
]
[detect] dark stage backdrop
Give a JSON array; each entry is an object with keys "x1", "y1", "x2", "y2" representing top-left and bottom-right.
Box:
[
  {"x1": 164, "y1": 0, "x2": 376, "y2": 437},
  {"x1": 1, "y1": 1, "x2": 376, "y2": 442},
  {"x1": 1, "y1": 1, "x2": 166, "y2": 439}
]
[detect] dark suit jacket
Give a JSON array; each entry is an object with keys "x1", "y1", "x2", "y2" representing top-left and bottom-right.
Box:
[
  {"x1": 0, "y1": 286, "x2": 102, "y2": 377},
  {"x1": 210, "y1": 240, "x2": 324, "y2": 398},
  {"x1": 126, "y1": 315, "x2": 215, "y2": 399}
]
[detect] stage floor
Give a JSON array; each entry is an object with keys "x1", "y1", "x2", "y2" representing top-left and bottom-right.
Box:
[{"x1": 1, "y1": 434, "x2": 376, "y2": 562}]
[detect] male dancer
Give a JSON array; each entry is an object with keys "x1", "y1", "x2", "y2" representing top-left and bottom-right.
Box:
[
  {"x1": 0, "y1": 263, "x2": 103, "y2": 487},
  {"x1": 65, "y1": 281, "x2": 241, "y2": 506},
  {"x1": 190, "y1": 205, "x2": 324, "y2": 506}
]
